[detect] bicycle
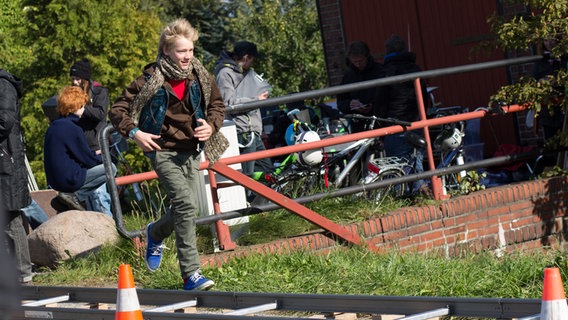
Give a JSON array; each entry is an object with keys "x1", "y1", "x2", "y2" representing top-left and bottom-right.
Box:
[
  {"x1": 362, "y1": 115, "x2": 468, "y2": 202},
  {"x1": 257, "y1": 112, "x2": 411, "y2": 200},
  {"x1": 321, "y1": 114, "x2": 412, "y2": 188}
]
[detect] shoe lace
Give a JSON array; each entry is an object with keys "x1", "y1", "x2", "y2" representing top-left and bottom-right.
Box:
[
  {"x1": 149, "y1": 243, "x2": 168, "y2": 256},
  {"x1": 188, "y1": 271, "x2": 205, "y2": 283}
]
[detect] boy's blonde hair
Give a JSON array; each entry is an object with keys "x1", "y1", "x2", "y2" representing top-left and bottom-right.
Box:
[
  {"x1": 158, "y1": 18, "x2": 199, "y2": 54},
  {"x1": 56, "y1": 86, "x2": 89, "y2": 116}
]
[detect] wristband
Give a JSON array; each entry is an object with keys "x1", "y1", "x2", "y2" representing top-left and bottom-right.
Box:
[{"x1": 128, "y1": 127, "x2": 139, "y2": 139}]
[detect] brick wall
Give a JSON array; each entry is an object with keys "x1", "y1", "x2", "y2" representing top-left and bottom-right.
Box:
[
  {"x1": 369, "y1": 176, "x2": 568, "y2": 255},
  {"x1": 316, "y1": 0, "x2": 346, "y2": 86},
  {"x1": 202, "y1": 176, "x2": 568, "y2": 267}
]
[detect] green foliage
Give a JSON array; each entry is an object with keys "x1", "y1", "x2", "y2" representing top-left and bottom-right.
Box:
[
  {"x1": 227, "y1": 0, "x2": 327, "y2": 99},
  {"x1": 459, "y1": 170, "x2": 486, "y2": 195},
  {"x1": 3, "y1": 0, "x2": 162, "y2": 187},
  {"x1": 489, "y1": 0, "x2": 568, "y2": 147},
  {"x1": 0, "y1": 0, "x2": 34, "y2": 73}
]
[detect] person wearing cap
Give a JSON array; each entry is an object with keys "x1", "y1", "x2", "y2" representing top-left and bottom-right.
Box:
[
  {"x1": 68, "y1": 58, "x2": 113, "y2": 215},
  {"x1": 69, "y1": 58, "x2": 111, "y2": 152},
  {"x1": 214, "y1": 41, "x2": 273, "y2": 179}
]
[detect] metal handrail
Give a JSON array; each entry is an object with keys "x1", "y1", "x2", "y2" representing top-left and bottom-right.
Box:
[
  {"x1": 226, "y1": 55, "x2": 542, "y2": 113},
  {"x1": 100, "y1": 55, "x2": 544, "y2": 241}
]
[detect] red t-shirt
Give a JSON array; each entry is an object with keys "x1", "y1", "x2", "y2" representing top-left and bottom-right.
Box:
[{"x1": 169, "y1": 79, "x2": 186, "y2": 100}]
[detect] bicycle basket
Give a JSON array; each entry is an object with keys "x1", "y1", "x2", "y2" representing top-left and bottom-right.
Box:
[{"x1": 370, "y1": 156, "x2": 409, "y2": 172}]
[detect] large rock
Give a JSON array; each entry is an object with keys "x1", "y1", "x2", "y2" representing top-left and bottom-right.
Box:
[{"x1": 28, "y1": 210, "x2": 120, "y2": 267}]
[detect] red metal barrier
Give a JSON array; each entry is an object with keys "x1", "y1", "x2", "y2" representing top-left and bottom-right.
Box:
[{"x1": 113, "y1": 82, "x2": 526, "y2": 250}]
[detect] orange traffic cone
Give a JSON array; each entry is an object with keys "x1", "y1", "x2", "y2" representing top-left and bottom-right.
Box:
[
  {"x1": 115, "y1": 264, "x2": 143, "y2": 320},
  {"x1": 540, "y1": 267, "x2": 568, "y2": 320}
]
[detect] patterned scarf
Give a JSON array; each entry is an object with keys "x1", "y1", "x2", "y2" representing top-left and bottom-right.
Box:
[{"x1": 129, "y1": 53, "x2": 212, "y2": 125}]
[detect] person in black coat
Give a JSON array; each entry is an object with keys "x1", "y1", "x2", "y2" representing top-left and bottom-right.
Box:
[
  {"x1": 337, "y1": 41, "x2": 386, "y2": 133},
  {"x1": 531, "y1": 38, "x2": 567, "y2": 170},
  {"x1": 0, "y1": 68, "x2": 33, "y2": 284},
  {"x1": 380, "y1": 35, "x2": 428, "y2": 193}
]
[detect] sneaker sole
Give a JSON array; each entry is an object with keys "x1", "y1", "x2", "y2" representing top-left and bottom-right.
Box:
[{"x1": 191, "y1": 280, "x2": 214, "y2": 291}]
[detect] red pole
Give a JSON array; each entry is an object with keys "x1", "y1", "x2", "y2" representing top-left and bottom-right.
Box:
[
  {"x1": 414, "y1": 78, "x2": 446, "y2": 200},
  {"x1": 206, "y1": 168, "x2": 236, "y2": 251}
]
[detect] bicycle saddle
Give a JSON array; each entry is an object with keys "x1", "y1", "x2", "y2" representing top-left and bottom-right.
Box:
[{"x1": 403, "y1": 132, "x2": 426, "y2": 149}]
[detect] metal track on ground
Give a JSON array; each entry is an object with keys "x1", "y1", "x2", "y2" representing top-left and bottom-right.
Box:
[{"x1": 15, "y1": 285, "x2": 542, "y2": 319}]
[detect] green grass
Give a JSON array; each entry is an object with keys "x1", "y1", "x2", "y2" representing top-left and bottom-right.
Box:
[
  {"x1": 30, "y1": 191, "x2": 567, "y2": 298},
  {"x1": 33, "y1": 237, "x2": 566, "y2": 299}
]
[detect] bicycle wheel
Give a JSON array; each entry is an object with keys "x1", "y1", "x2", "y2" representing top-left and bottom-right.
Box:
[
  {"x1": 271, "y1": 166, "x2": 322, "y2": 199},
  {"x1": 442, "y1": 171, "x2": 461, "y2": 194},
  {"x1": 438, "y1": 149, "x2": 465, "y2": 195},
  {"x1": 364, "y1": 168, "x2": 407, "y2": 203}
]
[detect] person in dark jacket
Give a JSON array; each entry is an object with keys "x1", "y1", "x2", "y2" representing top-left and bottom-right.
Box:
[
  {"x1": 380, "y1": 35, "x2": 427, "y2": 193},
  {"x1": 44, "y1": 86, "x2": 115, "y2": 215},
  {"x1": 110, "y1": 18, "x2": 225, "y2": 291},
  {"x1": 69, "y1": 58, "x2": 114, "y2": 216},
  {"x1": 0, "y1": 68, "x2": 33, "y2": 284},
  {"x1": 337, "y1": 41, "x2": 386, "y2": 133},
  {"x1": 70, "y1": 58, "x2": 111, "y2": 152},
  {"x1": 531, "y1": 38, "x2": 567, "y2": 170}
]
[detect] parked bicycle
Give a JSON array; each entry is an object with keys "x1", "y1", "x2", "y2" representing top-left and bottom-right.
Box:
[
  {"x1": 362, "y1": 114, "x2": 468, "y2": 202},
  {"x1": 254, "y1": 112, "x2": 412, "y2": 201}
]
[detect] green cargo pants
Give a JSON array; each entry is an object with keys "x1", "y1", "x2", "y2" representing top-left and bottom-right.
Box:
[{"x1": 149, "y1": 149, "x2": 201, "y2": 279}]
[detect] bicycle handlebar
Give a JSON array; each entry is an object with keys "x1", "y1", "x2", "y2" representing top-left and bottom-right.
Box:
[{"x1": 343, "y1": 114, "x2": 412, "y2": 127}]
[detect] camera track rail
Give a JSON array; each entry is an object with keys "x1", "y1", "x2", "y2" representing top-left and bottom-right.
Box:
[{"x1": 18, "y1": 285, "x2": 541, "y2": 319}]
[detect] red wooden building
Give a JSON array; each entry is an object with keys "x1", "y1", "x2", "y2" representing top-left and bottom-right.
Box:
[{"x1": 316, "y1": 0, "x2": 538, "y2": 157}]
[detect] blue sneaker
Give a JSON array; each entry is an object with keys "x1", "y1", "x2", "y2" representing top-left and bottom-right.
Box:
[
  {"x1": 183, "y1": 271, "x2": 214, "y2": 291},
  {"x1": 145, "y1": 223, "x2": 163, "y2": 272}
]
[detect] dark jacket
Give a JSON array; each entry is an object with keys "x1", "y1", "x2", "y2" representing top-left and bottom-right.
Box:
[
  {"x1": 337, "y1": 57, "x2": 386, "y2": 132},
  {"x1": 110, "y1": 63, "x2": 225, "y2": 151},
  {"x1": 0, "y1": 69, "x2": 31, "y2": 211},
  {"x1": 78, "y1": 82, "x2": 110, "y2": 151},
  {"x1": 380, "y1": 51, "x2": 426, "y2": 122},
  {"x1": 44, "y1": 114, "x2": 102, "y2": 192}
]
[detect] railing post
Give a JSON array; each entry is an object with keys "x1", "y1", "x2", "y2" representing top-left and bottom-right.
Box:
[
  {"x1": 414, "y1": 78, "x2": 447, "y2": 200},
  {"x1": 206, "y1": 168, "x2": 237, "y2": 251}
]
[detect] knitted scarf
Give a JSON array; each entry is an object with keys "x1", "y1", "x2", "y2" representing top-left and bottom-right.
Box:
[{"x1": 129, "y1": 54, "x2": 212, "y2": 126}]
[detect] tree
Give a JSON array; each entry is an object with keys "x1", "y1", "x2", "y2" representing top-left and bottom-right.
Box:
[
  {"x1": 225, "y1": 0, "x2": 327, "y2": 99},
  {"x1": 0, "y1": 0, "x2": 34, "y2": 73},
  {"x1": 14, "y1": 0, "x2": 162, "y2": 187},
  {"x1": 489, "y1": 0, "x2": 568, "y2": 151}
]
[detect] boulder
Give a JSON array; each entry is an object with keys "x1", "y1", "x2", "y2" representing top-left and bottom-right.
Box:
[{"x1": 28, "y1": 210, "x2": 120, "y2": 267}]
